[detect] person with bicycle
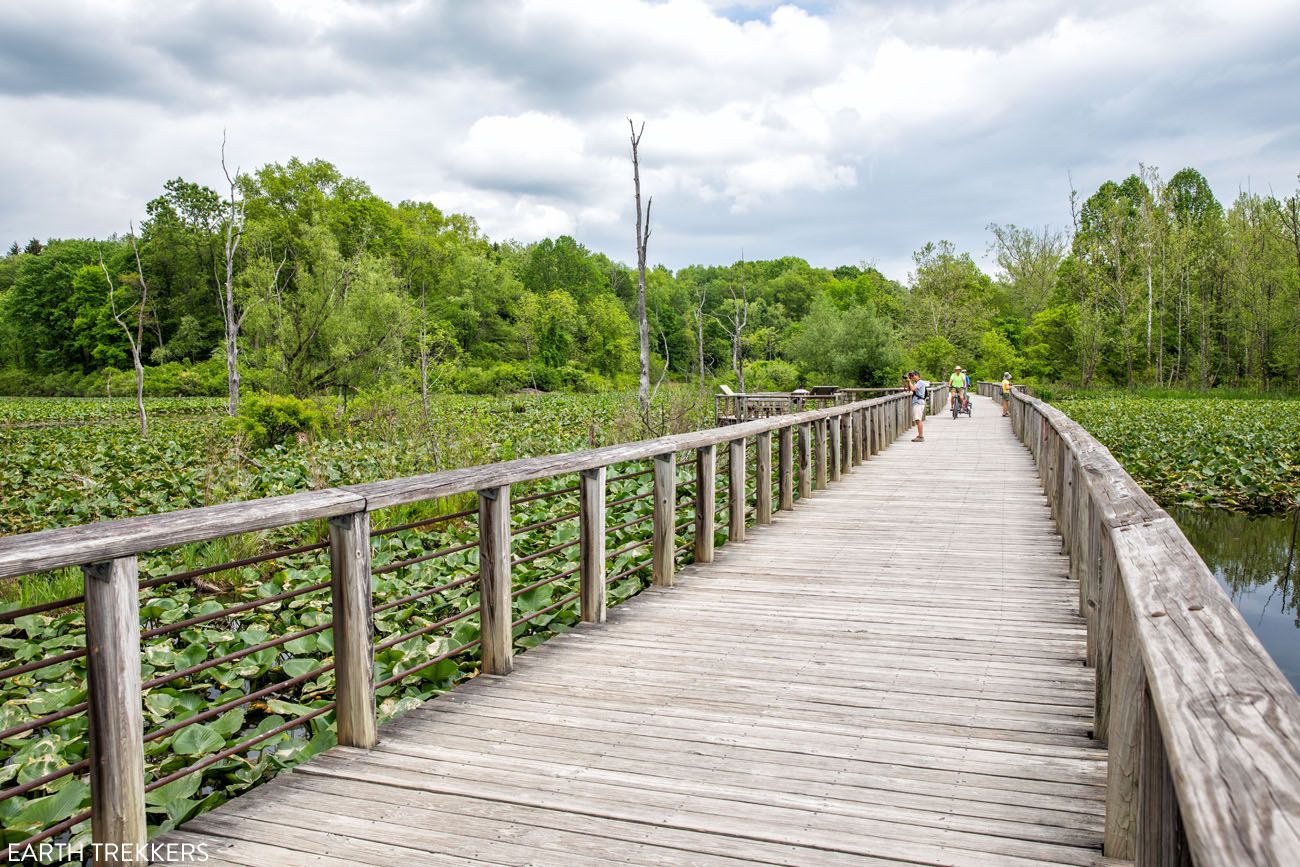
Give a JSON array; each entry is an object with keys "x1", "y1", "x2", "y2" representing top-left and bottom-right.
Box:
[{"x1": 948, "y1": 366, "x2": 968, "y2": 414}]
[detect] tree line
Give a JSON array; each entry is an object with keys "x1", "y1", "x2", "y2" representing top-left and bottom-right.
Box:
[{"x1": 1, "y1": 156, "x2": 1297, "y2": 414}]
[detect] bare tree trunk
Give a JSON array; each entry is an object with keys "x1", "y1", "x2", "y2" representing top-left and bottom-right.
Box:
[
  {"x1": 101, "y1": 230, "x2": 150, "y2": 437},
  {"x1": 721, "y1": 264, "x2": 749, "y2": 393},
  {"x1": 1158, "y1": 237, "x2": 1166, "y2": 385},
  {"x1": 1145, "y1": 256, "x2": 1153, "y2": 365},
  {"x1": 419, "y1": 280, "x2": 430, "y2": 423},
  {"x1": 220, "y1": 133, "x2": 246, "y2": 416},
  {"x1": 1281, "y1": 187, "x2": 1300, "y2": 388},
  {"x1": 629, "y1": 119, "x2": 652, "y2": 417},
  {"x1": 694, "y1": 284, "x2": 707, "y2": 394}
]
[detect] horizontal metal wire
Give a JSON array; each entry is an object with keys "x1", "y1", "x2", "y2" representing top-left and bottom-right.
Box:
[
  {"x1": 0, "y1": 701, "x2": 87, "y2": 741},
  {"x1": 511, "y1": 483, "x2": 579, "y2": 506},
  {"x1": 3, "y1": 809, "x2": 91, "y2": 861},
  {"x1": 0, "y1": 646, "x2": 85, "y2": 681},
  {"x1": 511, "y1": 591, "x2": 580, "y2": 628},
  {"x1": 0, "y1": 592, "x2": 84, "y2": 623},
  {"x1": 142, "y1": 621, "x2": 334, "y2": 691},
  {"x1": 371, "y1": 539, "x2": 477, "y2": 576},
  {"x1": 607, "y1": 491, "x2": 653, "y2": 508},
  {"x1": 144, "y1": 701, "x2": 336, "y2": 794},
  {"x1": 511, "y1": 510, "x2": 579, "y2": 537},
  {"x1": 373, "y1": 606, "x2": 481, "y2": 655},
  {"x1": 0, "y1": 756, "x2": 88, "y2": 801},
  {"x1": 605, "y1": 556, "x2": 652, "y2": 585},
  {"x1": 371, "y1": 506, "x2": 476, "y2": 537},
  {"x1": 140, "y1": 540, "x2": 329, "y2": 591},
  {"x1": 375, "y1": 639, "x2": 481, "y2": 689},
  {"x1": 143, "y1": 661, "x2": 335, "y2": 744},
  {"x1": 606, "y1": 512, "x2": 653, "y2": 534},
  {"x1": 511, "y1": 564, "x2": 580, "y2": 600},
  {"x1": 140, "y1": 580, "x2": 330, "y2": 640},
  {"x1": 606, "y1": 537, "x2": 651, "y2": 561},
  {"x1": 372, "y1": 574, "x2": 477, "y2": 615},
  {"x1": 511, "y1": 537, "x2": 579, "y2": 567},
  {"x1": 607, "y1": 467, "x2": 653, "y2": 482}
]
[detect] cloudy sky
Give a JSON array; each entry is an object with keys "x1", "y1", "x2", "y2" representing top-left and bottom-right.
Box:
[{"x1": 2, "y1": 0, "x2": 1298, "y2": 280}]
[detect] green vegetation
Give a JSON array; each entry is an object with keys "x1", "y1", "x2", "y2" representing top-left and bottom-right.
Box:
[
  {"x1": 4, "y1": 160, "x2": 1297, "y2": 404},
  {"x1": 3, "y1": 151, "x2": 1300, "y2": 856},
  {"x1": 0, "y1": 392, "x2": 701, "y2": 540},
  {"x1": 0, "y1": 390, "x2": 725, "y2": 850},
  {"x1": 0, "y1": 461, "x2": 700, "y2": 848},
  {"x1": 1058, "y1": 394, "x2": 1300, "y2": 513}
]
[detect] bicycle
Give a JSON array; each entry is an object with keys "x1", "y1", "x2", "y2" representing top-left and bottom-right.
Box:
[{"x1": 951, "y1": 389, "x2": 972, "y2": 419}]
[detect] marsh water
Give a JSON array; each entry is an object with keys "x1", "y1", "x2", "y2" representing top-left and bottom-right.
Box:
[{"x1": 1169, "y1": 505, "x2": 1300, "y2": 691}]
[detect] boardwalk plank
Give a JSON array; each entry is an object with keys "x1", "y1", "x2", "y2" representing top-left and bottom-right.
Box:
[{"x1": 156, "y1": 397, "x2": 1111, "y2": 866}]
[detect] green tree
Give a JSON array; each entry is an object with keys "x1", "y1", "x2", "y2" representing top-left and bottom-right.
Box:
[
  {"x1": 906, "y1": 241, "x2": 994, "y2": 357},
  {"x1": 241, "y1": 226, "x2": 410, "y2": 396},
  {"x1": 786, "y1": 296, "x2": 900, "y2": 386}
]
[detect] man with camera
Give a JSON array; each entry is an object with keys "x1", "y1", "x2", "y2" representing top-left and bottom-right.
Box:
[{"x1": 906, "y1": 370, "x2": 929, "y2": 442}]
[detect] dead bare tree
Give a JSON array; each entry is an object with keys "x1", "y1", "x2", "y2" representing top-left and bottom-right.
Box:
[
  {"x1": 219, "y1": 132, "x2": 248, "y2": 416},
  {"x1": 1279, "y1": 176, "x2": 1300, "y2": 388},
  {"x1": 691, "y1": 280, "x2": 708, "y2": 393},
  {"x1": 101, "y1": 226, "x2": 150, "y2": 436},
  {"x1": 717, "y1": 258, "x2": 750, "y2": 392},
  {"x1": 629, "y1": 118, "x2": 652, "y2": 417}
]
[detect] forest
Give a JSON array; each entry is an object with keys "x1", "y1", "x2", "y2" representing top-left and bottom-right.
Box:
[{"x1": 1, "y1": 158, "x2": 1299, "y2": 405}]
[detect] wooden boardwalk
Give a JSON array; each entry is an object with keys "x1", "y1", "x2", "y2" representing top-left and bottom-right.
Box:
[{"x1": 158, "y1": 397, "x2": 1120, "y2": 866}]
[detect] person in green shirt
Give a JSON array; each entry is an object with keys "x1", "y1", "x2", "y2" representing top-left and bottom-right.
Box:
[{"x1": 948, "y1": 366, "x2": 968, "y2": 413}]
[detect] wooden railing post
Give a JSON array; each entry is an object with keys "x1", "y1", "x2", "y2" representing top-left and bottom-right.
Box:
[
  {"x1": 1137, "y1": 690, "x2": 1190, "y2": 867},
  {"x1": 728, "y1": 438, "x2": 747, "y2": 542},
  {"x1": 828, "y1": 415, "x2": 842, "y2": 482},
  {"x1": 843, "y1": 413, "x2": 853, "y2": 468},
  {"x1": 653, "y1": 452, "x2": 676, "y2": 585},
  {"x1": 83, "y1": 557, "x2": 146, "y2": 866},
  {"x1": 798, "y1": 422, "x2": 813, "y2": 500},
  {"x1": 849, "y1": 410, "x2": 861, "y2": 465},
  {"x1": 580, "y1": 467, "x2": 606, "y2": 622},
  {"x1": 1105, "y1": 564, "x2": 1143, "y2": 859},
  {"x1": 755, "y1": 431, "x2": 772, "y2": 524},
  {"x1": 695, "y1": 446, "x2": 716, "y2": 562},
  {"x1": 328, "y1": 511, "x2": 378, "y2": 748},
  {"x1": 477, "y1": 485, "x2": 513, "y2": 675},
  {"x1": 814, "y1": 419, "x2": 828, "y2": 489},
  {"x1": 778, "y1": 426, "x2": 794, "y2": 511}
]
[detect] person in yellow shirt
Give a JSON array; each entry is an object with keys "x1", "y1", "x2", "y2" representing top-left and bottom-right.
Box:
[{"x1": 1000, "y1": 373, "x2": 1013, "y2": 417}]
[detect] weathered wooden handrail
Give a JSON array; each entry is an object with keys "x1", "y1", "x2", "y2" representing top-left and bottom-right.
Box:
[
  {"x1": 976, "y1": 380, "x2": 1029, "y2": 399},
  {"x1": 1, "y1": 397, "x2": 910, "y2": 580},
  {"x1": 1, "y1": 391, "x2": 924, "y2": 861},
  {"x1": 1005, "y1": 389, "x2": 1300, "y2": 866}
]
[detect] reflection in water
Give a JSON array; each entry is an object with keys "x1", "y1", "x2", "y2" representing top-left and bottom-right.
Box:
[{"x1": 1169, "y1": 506, "x2": 1300, "y2": 692}]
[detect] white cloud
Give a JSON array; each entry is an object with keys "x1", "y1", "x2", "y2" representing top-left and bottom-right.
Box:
[{"x1": 0, "y1": 0, "x2": 1297, "y2": 279}]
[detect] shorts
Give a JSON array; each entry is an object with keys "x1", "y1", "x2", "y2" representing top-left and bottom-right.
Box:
[{"x1": 912, "y1": 404, "x2": 925, "y2": 422}]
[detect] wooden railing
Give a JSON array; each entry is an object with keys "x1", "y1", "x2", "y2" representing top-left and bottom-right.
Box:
[
  {"x1": 717, "y1": 385, "x2": 948, "y2": 425},
  {"x1": 975, "y1": 380, "x2": 1029, "y2": 401},
  {"x1": 714, "y1": 391, "x2": 842, "y2": 424},
  {"x1": 0, "y1": 391, "x2": 922, "y2": 863},
  {"x1": 1005, "y1": 389, "x2": 1300, "y2": 865}
]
